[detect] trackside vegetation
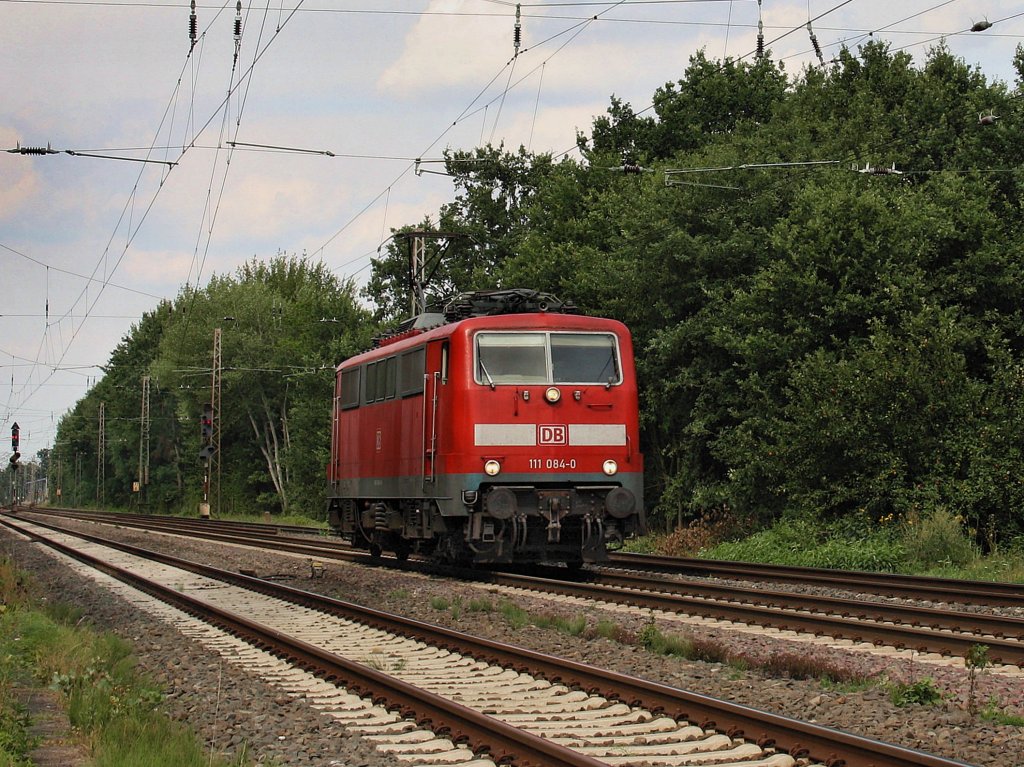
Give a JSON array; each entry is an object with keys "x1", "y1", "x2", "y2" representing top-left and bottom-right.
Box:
[
  {"x1": 0, "y1": 557, "x2": 248, "y2": 766},
  {"x1": 37, "y1": 41, "x2": 1024, "y2": 567}
]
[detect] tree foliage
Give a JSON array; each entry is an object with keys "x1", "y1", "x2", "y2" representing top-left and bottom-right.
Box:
[
  {"x1": 53, "y1": 255, "x2": 370, "y2": 517},
  {"x1": 53, "y1": 42, "x2": 1024, "y2": 548},
  {"x1": 374, "y1": 42, "x2": 1024, "y2": 544}
]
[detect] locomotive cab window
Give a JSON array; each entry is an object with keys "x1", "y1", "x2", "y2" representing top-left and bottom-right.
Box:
[
  {"x1": 475, "y1": 332, "x2": 621, "y2": 386},
  {"x1": 552, "y1": 333, "x2": 619, "y2": 385},
  {"x1": 477, "y1": 333, "x2": 547, "y2": 384}
]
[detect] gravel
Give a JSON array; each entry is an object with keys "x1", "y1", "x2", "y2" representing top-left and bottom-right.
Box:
[{"x1": 6, "y1": 516, "x2": 1024, "y2": 767}]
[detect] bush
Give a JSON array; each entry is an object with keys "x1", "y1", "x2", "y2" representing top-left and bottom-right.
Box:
[
  {"x1": 888, "y1": 678, "x2": 943, "y2": 707},
  {"x1": 703, "y1": 515, "x2": 903, "y2": 571},
  {"x1": 655, "y1": 508, "x2": 744, "y2": 557},
  {"x1": 901, "y1": 508, "x2": 979, "y2": 570}
]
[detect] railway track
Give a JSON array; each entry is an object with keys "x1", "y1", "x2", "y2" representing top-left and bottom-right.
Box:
[
  {"x1": 22, "y1": 507, "x2": 1024, "y2": 669},
  {"x1": 1, "y1": 512, "x2": 974, "y2": 767},
  {"x1": 607, "y1": 552, "x2": 1024, "y2": 609}
]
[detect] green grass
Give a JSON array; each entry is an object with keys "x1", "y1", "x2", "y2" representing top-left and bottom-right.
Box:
[
  {"x1": 703, "y1": 517, "x2": 905, "y2": 572},
  {"x1": 0, "y1": 691, "x2": 34, "y2": 767},
  {"x1": 533, "y1": 613, "x2": 588, "y2": 636},
  {"x1": 679, "y1": 511, "x2": 1024, "y2": 583},
  {"x1": 467, "y1": 598, "x2": 494, "y2": 613},
  {"x1": 820, "y1": 676, "x2": 878, "y2": 694},
  {"x1": 638, "y1": 623, "x2": 695, "y2": 658},
  {"x1": 498, "y1": 600, "x2": 531, "y2": 630},
  {"x1": 887, "y1": 678, "x2": 944, "y2": 707},
  {"x1": 981, "y1": 699, "x2": 1024, "y2": 726},
  {"x1": 0, "y1": 557, "x2": 250, "y2": 767},
  {"x1": 591, "y1": 619, "x2": 626, "y2": 642}
]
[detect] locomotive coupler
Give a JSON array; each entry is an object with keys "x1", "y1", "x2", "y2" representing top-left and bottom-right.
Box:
[
  {"x1": 583, "y1": 513, "x2": 603, "y2": 545},
  {"x1": 538, "y1": 490, "x2": 571, "y2": 543}
]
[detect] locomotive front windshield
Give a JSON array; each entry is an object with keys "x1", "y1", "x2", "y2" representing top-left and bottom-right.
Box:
[{"x1": 475, "y1": 332, "x2": 621, "y2": 385}]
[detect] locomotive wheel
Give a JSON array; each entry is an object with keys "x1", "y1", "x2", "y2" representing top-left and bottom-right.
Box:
[
  {"x1": 394, "y1": 540, "x2": 411, "y2": 561},
  {"x1": 368, "y1": 543, "x2": 383, "y2": 559}
]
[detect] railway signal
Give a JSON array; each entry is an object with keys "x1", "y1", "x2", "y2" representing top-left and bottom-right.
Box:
[
  {"x1": 199, "y1": 404, "x2": 214, "y2": 459},
  {"x1": 201, "y1": 404, "x2": 213, "y2": 441},
  {"x1": 9, "y1": 423, "x2": 19, "y2": 469}
]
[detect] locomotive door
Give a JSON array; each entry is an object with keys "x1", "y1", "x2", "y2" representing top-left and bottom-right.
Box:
[{"x1": 421, "y1": 340, "x2": 447, "y2": 484}]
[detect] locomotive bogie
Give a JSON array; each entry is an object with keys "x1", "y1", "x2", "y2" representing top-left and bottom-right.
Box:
[{"x1": 326, "y1": 305, "x2": 645, "y2": 565}]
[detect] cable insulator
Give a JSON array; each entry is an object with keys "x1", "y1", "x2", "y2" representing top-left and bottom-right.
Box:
[
  {"x1": 12, "y1": 144, "x2": 57, "y2": 155},
  {"x1": 756, "y1": 0, "x2": 764, "y2": 59},
  {"x1": 189, "y1": 0, "x2": 197, "y2": 49},
  {"x1": 234, "y1": 0, "x2": 242, "y2": 39},
  {"x1": 513, "y1": 4, "x2": 522, "y2": 55},
  {"x1": 807, "y1": 22, "x2": 824, "y2": 66}
]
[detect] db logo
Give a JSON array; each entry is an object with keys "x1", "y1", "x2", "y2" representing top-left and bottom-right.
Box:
[{"x1": 538, "y1": 425, "x2": 567, "y2": 445}]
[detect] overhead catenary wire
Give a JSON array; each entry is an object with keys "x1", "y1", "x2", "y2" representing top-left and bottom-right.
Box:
[
  {"x1": 8, "y1": 0, "x2": 304, "y2": 421},
  {"x1": 4, "y1": 0, "x2": 1019, "y2": 448},
  {"x1": 313, "y1": 0, "x2": 631, "y2": 268}
]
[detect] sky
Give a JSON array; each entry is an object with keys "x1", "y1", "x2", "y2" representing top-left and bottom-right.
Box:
[{"x1": 2, "y1": 0, "x2": 1023, "y2": 462}]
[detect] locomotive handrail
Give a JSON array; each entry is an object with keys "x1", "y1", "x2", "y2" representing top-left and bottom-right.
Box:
[{"x1": 428, "y1": 371, "x2": 440, "y2": 483}]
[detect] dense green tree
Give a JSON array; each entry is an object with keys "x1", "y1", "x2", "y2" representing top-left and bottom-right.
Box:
[
  {"x1": 484, "y1": 43, "x2": 1024, "y2": 541},
  {"x1": 54, "y1": 255, "x2": 371, "y2": 518},
  {"x1": 55, "y1": 41, "x2": 1024, "y2": 547},
  {"x1": 154, "y1": 256, "x2": 370, "y2": 516},
  {"x1": 365, "y1": 145, "x2": 556, "y2": 322}
]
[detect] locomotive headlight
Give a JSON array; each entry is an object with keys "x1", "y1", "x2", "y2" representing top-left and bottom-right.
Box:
[
  {"x1": 484, "y1": 459, "x2": 502, "y2": 476},
  {"x1": 602, "y1": 459, "x2": 618, "y2": 476},
  {"x1": 544, "y1": 386, "x2": 561, "y2": 403}
]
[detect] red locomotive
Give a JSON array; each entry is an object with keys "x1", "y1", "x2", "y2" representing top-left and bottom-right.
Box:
[{"x1": 326, "y1": 290, "x2": 644, "y2": 565}]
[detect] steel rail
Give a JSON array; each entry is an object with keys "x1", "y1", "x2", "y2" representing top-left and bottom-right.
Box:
[
  {"x1": 482, "y1": 570, "x2": 1024, "y2": 665},
  {"x1": 609, "y1": 551, "x2": 1024, "y2": 608},
  {"x1": 23, "y1": 506, "x2": 326, "y2": 538},
  {"x1": 587, "y1": 569, "x2": 1024, "y2": 640},
  {"x1": 3, "y1": 515, "x2": 975, "y2": 767}
]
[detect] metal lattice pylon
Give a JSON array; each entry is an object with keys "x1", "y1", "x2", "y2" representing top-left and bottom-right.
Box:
[
  {"x1": 138, "y1": 374, "x2": 151, "y2": 492},
  {"x1": 211, "y1": 328, "x2": 222, "y2": 516},
  {"x1": 97, "y1": 401, "x2": 105, "y2": 505}
]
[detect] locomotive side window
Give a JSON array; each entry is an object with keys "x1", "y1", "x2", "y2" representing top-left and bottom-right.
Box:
[
  {"x1": 384, "y1": 357, "x2": 398, "y2": 400},
  {"x1": 477, "y1": 333, "x2": 547, "y2": 384},
  {"x1": 551, "y1": 333, "x2": 620, "y2": 384},
  {"x1": 475, "y1": 332, "x2": 621, "y2": 386},
  {"x1": 363, "y1": 363, "x2": 377, "y2": 404},
  {"x1": 375, "y1": 360, "x2": 388, "y2": 401},
  {"x1": 340, "y1": 368, "x2": 360, "y2": 410},
  {"x1": 399, "y1": 347, "x2": 425, "y2": 396}
]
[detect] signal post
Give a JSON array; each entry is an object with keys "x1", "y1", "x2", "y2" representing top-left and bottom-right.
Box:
[
  {"x1": 199, "y1": 404, "x2": 214, "y2": 518},
  {"x1": 9, "y1": 423, "x2": 21, "y2": 511}
]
